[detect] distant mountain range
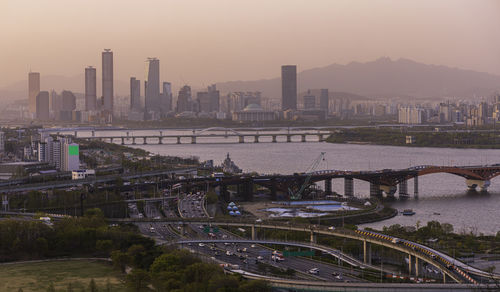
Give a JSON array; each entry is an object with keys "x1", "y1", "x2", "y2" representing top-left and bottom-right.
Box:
[
  {"x1": 216, "y1": 57, "x2": 500, "y2": 100},
  {"x1": 2, "y1": 57, "x2": 499, "y2": 102}
]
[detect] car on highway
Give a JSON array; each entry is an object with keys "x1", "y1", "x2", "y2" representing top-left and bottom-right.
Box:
[
  {"x1": 308, "y1": 268, "x2": 319, "y2": 275},
  {"x1": 226, "y1": 251, "x2": 233, "y2": 256},
  {"x1": 257, "y1": 256, "x2": 263, "y2": 260},
  {"x1": 149, "y1": 227, "x2": 155, "y2": 233},
  {"x1": 328, "y1": 226, "x2": 335, "y2": 231},
  {"x1": 251, "y1": 244, "x2": 256, "y2": 248},
  {"x1": 198, "y1": 243, "x2": 205, "y2": 247}
]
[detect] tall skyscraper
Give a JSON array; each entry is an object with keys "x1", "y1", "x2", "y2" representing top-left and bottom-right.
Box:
[
  {"x1": 61, "y1": 90, "x2": 76, "y2": 111},
  {"x1": 281, "y1": 65, "x2": 297, "y2": 111},
  {"x1": 320, "y1": 88, "x2": 329, "y2": 113},
  {"x1": 36, "y1": 91, "x2": 50, "y2": 120},
  {"x1": 102, "y1": 49, "x2": 114, "y2": 112},
  {"x1": 28, "y1": 72, "x2": 40, "y2": 114},
  {"x1": 130, "y1": 77, "x2": 141, "y2": 111},
  {"x1": 145, "y1": 58, "x2": 160, "y2": 114},
  {"x1": 159, "y1": 82, "x2": 172, "y2": 113},
  {"x1": 85, "y1": 66, "x2": 97, "y2": 111},
  {"x1": 176, "y1": 85, "x2": 192, "y2": 113},
  {"x1": 208, "y1": 84, "x2": 220, "y2": 112}
]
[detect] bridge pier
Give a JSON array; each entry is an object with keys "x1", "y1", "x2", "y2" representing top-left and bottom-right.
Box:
[
  {"x1": 408, "y1": 254, "x2": 412, "y2": 275},
  {"x1": 301, "y1": 134, "x2": 306, "y2": 142},
  {"x1": 121, "y1": 137, "x2": 125, "y2": 145},
  {"x1": 369, "y1": 183, "x2": 382, "y2": 197},
  {"x1": 272, "y1": 135, "x2": 277, "y2": 143},
  {"x1": 310, "y1": 231, "x2": 317, "y2": 244},
  {"x1": 415, "y1": 257, "x2": 419, "y2": 277},
  {"x1": 74, "y1": 130, "x2": 77, "y2": 137},
  {"x1": 143, "y1": 137, "x2": 147, "y2": 145},
  {"x1": 466, "y1": 179, "x2": 490, "y2": 192},
  {"x1": 239, "y1": 136, "x2": 244, "y2": 143},
  {"x1": 110, "y1": 138, "x2": 114, "y2": 143},
  {"x1": 251, "y1": 225, "x2": 256, "y2": 240},
  {"x1": 363, "y1": 241, "x2": 372, "y2": 264},
  {"x1": 91, "y1": 130, "x2": 95, "y2": 137},
  {"x1": 220, "y1": 185, "x2": 230, "y2": 202},
  {"x1": 318, "y1": 134, "x2": 324, "y2": 142},
  {"x1": 414, "y1": 176, "x2": 419, "y2": 198},
  {"x1": 324, "y1": 179, "x2": 332, "y2": 196},
  {"x1": 286, "y1": 135, "x2": 292, "y2": 143},
  {"x1": 159, "y1": 137, "x2": 163, "y2": 144},
  {"x1": 177, "y1": 137, "x2": 181, "y2": 144},
  {"x1": 399, "y1": 180, "x2": 408, "y2": 197},
  {"x1": 254, "y1": 135, "x2": 259, "y2": 143},
  {"x1": 191, "y1": 136, "x2": 196, "y2": 144},
  {"x1": 132, "y1": 137, "x2": 136, "y2": 145},
  {"x1": 344, "y1": 178, "x2": 354, "y2": 196},
  {"x1": 270, "y1": 179, "x2": 277, "y2": 200}
]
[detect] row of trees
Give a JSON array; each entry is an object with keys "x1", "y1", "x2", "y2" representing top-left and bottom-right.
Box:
[
  {"x1": 0, "y1": 209, "x2": 152, "y2": 262},
  {"x1": 111, "y1": 248, "x2": 270, "y2": 292}
]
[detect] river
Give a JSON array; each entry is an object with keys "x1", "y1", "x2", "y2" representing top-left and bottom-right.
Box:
[{"x1": 76, "y1": 129, "x2": 500, "y2": 235}]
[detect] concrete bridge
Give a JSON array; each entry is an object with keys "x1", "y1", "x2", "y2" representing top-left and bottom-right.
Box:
[{"x1": 75, "y1": 129, "x2": 332, "y2": 145}]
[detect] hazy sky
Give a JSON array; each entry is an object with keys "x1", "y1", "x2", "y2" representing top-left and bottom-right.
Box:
[{"x1": 1, "y1": 0, "x2": 500, "y2": 89}]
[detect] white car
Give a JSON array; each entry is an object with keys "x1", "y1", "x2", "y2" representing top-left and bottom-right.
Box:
[
  {"x1": 328, "y1": 226, "x2": 335, "y2": 231},
  {"x1": 198, "y1": 243, "x2": 205, "y2": 247},
  {"x1": 251, "y1": 244, "x2": 256, "y2": 248},
  {"x1": 255, "y1": 219, "x2": 263, "y2": 223},
  {"x1": 226, "y1": 251, "x2": 233, "y2": 256},
  {"x1": 308, "y1": 268, "x2": 319, "y2": 275},
  {"x1": 257, "y1": 256, "x2": 263, "y2": 260}
]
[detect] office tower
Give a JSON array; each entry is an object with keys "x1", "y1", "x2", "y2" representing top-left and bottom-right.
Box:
[
  {"x1": 28, "y1": 72, "x2": 41, "y2": 114},
  {"x1": 130, "y1": 77, "x2": 141, "y2": 111},
  {"x1": 208, "y1": 84, "x2": 220, "y2": 112},
  {"x1": 176, "y1": 85, "x2": 192, "y2": 112},
  {"x1": 61, "y1": 90, "x2": 76, "y2": 111},
  {"x1": 197, "y1": 91, "x2": 210, "y2": 112},
  {"x1": 145, "y1": 58, "x2": 160, "y2": 114},
  {"x1": 159, "y1": 82, "x2": 172, "y2": 113},
  {"x1": 320, "y1": 89, "x2": 329, "y2": 113},
  {"x1": 303, "y1": 91, "x2": 316, "y2": 109},
  {"x1": 281, "y1": 65, "x2": 297, "y2": 111},
  {"x1": 50, "y1": 90, "x2": 62, "y2": 114},
  {"x1": 36, "y1": 91, "x2": 50, "y2": 120},
  {"x1": 62, "y1": 142, "x2": 80, "y2": 171},
  {"x1": 102, "y1": 49, "x2": 114, "y2": 111},
  {"x1": 85, "y1": 66, "x2": 97, "y2": 111}
]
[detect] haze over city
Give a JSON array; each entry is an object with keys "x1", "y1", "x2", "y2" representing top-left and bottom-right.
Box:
[
  {"x1": 3, "y1": 1, "x2": 500, "y2": 291},
  {"x1": 2, "y1": 0, "x2": 500, "y2": 92}
]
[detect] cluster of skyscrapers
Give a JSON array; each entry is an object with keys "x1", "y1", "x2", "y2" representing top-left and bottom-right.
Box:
[{"x1": 30, "y1": 49, "x2": 115, "y2": 123}]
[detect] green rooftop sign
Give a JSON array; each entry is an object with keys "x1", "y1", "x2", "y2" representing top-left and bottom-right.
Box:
[{"x1": 68, "y1": 145, "x2": 79, "y2": 156}]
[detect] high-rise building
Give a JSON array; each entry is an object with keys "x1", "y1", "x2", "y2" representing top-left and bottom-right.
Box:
[
  {"x1": 281, "y1": 65, "x2": 297, "y2": 111},
  {"x1": 28, "y1": 72, "x2": 40, "y2": 114},
  {"x1": 62, "y1": 142, "x2": 80, "y2": 171},
  {"x1": 85, "y1": 66, "x2": 97, "y2": 111},
  {"x1": 303, "y1": 93, "x2": 316, "y2": 109},
  {"x1": 61, "y1": 90, "x2": 76, "y2": 111},
  {"x1": 208, "y1": 84, "x2": 220, "y2": 112},
  {"x1": 102, "y1": 49, "x2": 114, "y2": 112},
  {"x1": 320, "y1": 89, "x2": 329, "y2": 113},
  {"x1": 176, "y1": 85, "x2": 192, "y2": 113},
  {"x1": 130, "y1": 77, "x2": 141, "y2": 111},
  {"x1": 159, "y1": 82, "x2": 172, "y2": 114},
  {"x1": 50, "y1": 90, "x2": 62, "y2": 114},
  {"x1": 36, "y1": 91, "x2": 50, "y2": 120},
  {"x1": 145, "y1": 58, "x2": 160, "y2": 114}
]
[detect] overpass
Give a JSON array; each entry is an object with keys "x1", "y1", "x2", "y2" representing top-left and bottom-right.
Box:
[{"x1": 110, "y1": 217, "x2": 495, "y2": 284}]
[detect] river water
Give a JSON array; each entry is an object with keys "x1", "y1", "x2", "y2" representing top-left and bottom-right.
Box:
[{"x1": 75, "y1": 129, "x2": 500, "y2": 235}]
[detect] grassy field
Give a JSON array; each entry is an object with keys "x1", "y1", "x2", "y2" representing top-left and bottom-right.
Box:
[{"x1": 0, "y1": 259, "x2": 126, "y2": 291}]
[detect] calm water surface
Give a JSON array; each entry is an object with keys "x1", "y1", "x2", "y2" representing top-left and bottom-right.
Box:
[{"x1": 79, "y1": 129, "x2": 500, "y2": 234}]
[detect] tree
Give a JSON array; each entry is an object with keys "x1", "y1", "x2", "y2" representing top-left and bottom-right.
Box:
[
  {"x1": 46, "y1": 282, "x2": 55, "y2": 292},
  {"x1": 67, "y1": 283, "x2": 74, "y2": 292},
  {"x1": 111, "y1": 250, "x2": 130, "y2": 273},
  {"x1": 238, "y1": 280, "x2": 271, "y2": 292},
  {"x1": 88, "y1": 278, "x2": 98, "y2": 292},
  {"x1": 35, "y1": 237, "x2": 48, "y2": 257},
  {"x1": 96, "y1": 240, "x2": 113, "y2": 254},
  {"x1": 126, "y1": 269, "x2": 150, "y2": 292}
]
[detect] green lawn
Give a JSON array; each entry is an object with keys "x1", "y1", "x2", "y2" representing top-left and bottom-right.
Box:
[{"x1": 0, "y1": 259, "x2": 126, "y2": 291}]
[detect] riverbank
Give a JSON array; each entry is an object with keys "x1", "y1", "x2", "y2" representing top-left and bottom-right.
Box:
[{"x1": 326, "y1": 128, "x2": 500, "y2": 149}]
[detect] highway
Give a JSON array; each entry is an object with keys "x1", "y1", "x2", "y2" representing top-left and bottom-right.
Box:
[{"x1": 176, "y1": 192, "x2": 363, "y2": 283}]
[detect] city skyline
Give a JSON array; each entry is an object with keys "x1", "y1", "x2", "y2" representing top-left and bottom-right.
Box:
[{"x1": 1, "y1": 0, "x2": 500, "y2": 90}]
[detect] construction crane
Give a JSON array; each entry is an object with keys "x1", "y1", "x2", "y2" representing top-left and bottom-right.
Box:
[{"x1": 289, "y1": 152, "x2": 326, "y2": 200}]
